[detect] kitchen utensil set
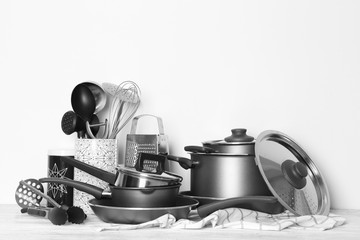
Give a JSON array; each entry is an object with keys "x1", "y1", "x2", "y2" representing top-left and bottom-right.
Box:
[
  {"x1": 16, "y1": 128, "x2": 331, "y2": 224},
  {"x1": 62, "y1": 81, "x2": 141, "y2": 139},
  {"x1": 16, "y1": 79, "x2": 332, "y2": 226}
]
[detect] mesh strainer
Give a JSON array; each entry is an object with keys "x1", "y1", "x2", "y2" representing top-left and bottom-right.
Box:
[{"x1": 254, "y1": 130, "x2": 330, "y2": 216}]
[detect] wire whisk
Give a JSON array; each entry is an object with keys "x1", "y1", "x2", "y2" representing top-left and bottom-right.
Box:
[{"x1": 105, "y1": 81, "x2": 141, "y2": 139}]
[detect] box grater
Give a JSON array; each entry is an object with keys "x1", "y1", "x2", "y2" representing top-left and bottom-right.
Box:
[{"x1": 125, "y1": 114, "x2": 169, "y2": 168}]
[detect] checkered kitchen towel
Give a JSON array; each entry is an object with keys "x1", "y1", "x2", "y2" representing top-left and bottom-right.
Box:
[{"x1": 97, "y1": 208, "x2": 345, "y2": 231}]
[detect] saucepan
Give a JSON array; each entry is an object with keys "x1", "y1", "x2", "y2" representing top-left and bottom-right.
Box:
[
  {"x1": 59, "y1": 156, "x2": 188, "y2": 188},
  {"x1": 39, "y1": 178, "x2": 180, "y2": 208},
  {"x1": 183, "y1": 129, "x2": 272, "y2": 199}
]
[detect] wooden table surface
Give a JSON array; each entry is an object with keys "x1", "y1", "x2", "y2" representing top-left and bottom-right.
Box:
[{"x1": 1, "y1": 204, "x2": 359, "y2": 240}]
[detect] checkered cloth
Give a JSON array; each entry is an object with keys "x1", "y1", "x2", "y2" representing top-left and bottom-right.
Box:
[{"x1": 97, "y1": 208, "x2": 346, "y2": 231}]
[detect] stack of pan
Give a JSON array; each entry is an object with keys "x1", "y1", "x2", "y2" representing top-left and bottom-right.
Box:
[
  {"x1": 40, "y1": 156, "x2": 190, "y2": 224},
  {"x1": 40, "y1": 150, "x2": 287, "y2": 224}
]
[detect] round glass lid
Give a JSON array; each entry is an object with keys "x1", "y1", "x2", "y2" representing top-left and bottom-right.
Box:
[{"x1": 255, "y1": 130, "x2": 330, "y2": 216}]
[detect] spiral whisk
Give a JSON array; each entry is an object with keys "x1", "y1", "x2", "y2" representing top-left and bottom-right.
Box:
[{"x1": 106, "y1": 81, "x2": 141, "y2": 139}]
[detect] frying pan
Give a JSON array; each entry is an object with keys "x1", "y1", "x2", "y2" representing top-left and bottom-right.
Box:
[
  {"x1": 39, "y1": 178, "x2": 284, "y2": 224},
  {"x1": 88, "y1": 195, "x2": 284, "y2": 224},
  {"x1": 39, "y1": 178, "x2": 180, "y2": 208}
]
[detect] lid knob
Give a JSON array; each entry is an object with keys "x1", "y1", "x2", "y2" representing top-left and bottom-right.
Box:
[
  {"x1": 224, "y1": 128, "x2": 254, "y2": 142},
  {"x1": 281, "y1": 160, "x2": 308, "y2": 189}
]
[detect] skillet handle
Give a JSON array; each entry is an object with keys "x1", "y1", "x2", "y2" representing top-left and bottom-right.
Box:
[
  {"x1": 39, "y1": 177, "x2": 104, "y2": 200},
  {"x1": 196, "y1": 196, "x2": 285, "y2": 218},
  {"x1": 60, "y1": 156, "x2": 117, "y2": 185}
]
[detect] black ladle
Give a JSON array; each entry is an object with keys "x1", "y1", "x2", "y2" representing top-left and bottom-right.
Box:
[
  {"x1": 71, "y1": 83, "x2": 96, "y2": 122},
  {"x1": 61, "y1": 111, "x2": 101, "y2": 138},
  {"x1": 81, "y1": 82, "x2": 107, "y2": 114}
]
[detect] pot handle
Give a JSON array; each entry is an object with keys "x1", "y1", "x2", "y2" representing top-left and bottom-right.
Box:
[
  {"x1": 165, "y1": 155, "x2": 199, "y2": 170},
  {"x1": 196, "y1": 196, "x2": 285, "y2": 218},
  {"x1": 136, "y1": 153, "x2": 198, "y2": 173},
  {"x1": 60, "y1": 156, "x2": 117, "y2": 185},
  {"x1": 184, "y1": 145, "x2": 217, "y2": 154},
  {"x1": 39, "y1": 177, "x2": 105, "y2": 200}
]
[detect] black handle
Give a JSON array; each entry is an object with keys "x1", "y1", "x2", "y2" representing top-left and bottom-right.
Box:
[
  {"x1": 196, "y1": 196, "x2": 284, "y2": 218},
  {"x1": 165, "y1": 155, "x2": 199, "y2": 170},
  {"x1": 60, "y1": 156, "x2": 117, "y2": 185},
  {"x1": 27, "y1": 207, "x2": 47, "y2": 217},
  {"x1": 39, "y1": 177, "x2": 105, "y2": 199},
  {"x1": 184, "y1": 145, "x2": 217, "y2": 154}
]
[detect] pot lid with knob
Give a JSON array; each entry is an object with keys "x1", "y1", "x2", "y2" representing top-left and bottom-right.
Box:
[
  {"x1": 254, "y1": 130, "x2": 330, "y2": 216},
  {"x1": 202, "y1": 128, "x2": 256, "y2": 155}
]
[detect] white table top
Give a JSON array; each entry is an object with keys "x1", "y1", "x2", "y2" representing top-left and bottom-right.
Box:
[{"x1": 1, "y1": 204, "x2": 359, "y2": 240}]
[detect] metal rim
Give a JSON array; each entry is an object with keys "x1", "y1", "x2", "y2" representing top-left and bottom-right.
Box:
[
  {"x1": 202, "y1": 140, "x2": 255, "y2": 146},
  {"x1": 109, "y1": 183, "x2": 181, "y2": 190},
  {"x1": 88, "y1": 196, "x2": 198, "y2": 210},
  {"x1": 202, "y1": 141, "x2": 255, "y2": 155},
  {"x1": 118, "y1": 166, "x2": 182, "y2": 183},
  {"x1": 254, "y1": 130, "x2": 331, "y2": 216},
  {"x1": 180, "y1": 191, "x2": 226, "y2": 201}
]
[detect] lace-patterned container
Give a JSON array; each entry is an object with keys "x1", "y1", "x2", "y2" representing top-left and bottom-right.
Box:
[{"x1": 73, "y1": 139, "x2": 117, "y2": 213}]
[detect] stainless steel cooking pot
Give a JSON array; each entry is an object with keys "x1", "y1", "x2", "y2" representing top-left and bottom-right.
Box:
[
  {"x1": 184, "y1": 128, "x2": 272, "y2": 199},
  {"x1": 60, "y1": 156, "x2": 182, "y2": 187}
]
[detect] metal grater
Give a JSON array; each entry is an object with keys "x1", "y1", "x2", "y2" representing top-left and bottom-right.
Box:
[{"x1": 125, "y1": 114, "x2": 169, "y2": 168}]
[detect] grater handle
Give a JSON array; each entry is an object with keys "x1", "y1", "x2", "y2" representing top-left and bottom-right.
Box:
[{"x1": 130, "y1": 114, "x2": 165, "y2": 134}]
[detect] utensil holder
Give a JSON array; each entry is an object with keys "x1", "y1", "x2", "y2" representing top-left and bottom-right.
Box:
[
  {"x1": 73, "y1": 139, "x2": 117, "y2": 213},
  {"x1": 125, "y1": 114, "x2": 169, "y2": 168}
]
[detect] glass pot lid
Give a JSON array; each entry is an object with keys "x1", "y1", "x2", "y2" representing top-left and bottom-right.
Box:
[{"x1": 254, "y1": 130, "x2": 330, "y2": 216}]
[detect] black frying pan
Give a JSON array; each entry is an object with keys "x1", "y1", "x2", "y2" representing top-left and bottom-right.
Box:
[
  {"x1": 39, "y1": 178, "x2": 180, "y2": 208},
  {"x1": 87, "y1": 195, "x2": 285, "y2": 224}
]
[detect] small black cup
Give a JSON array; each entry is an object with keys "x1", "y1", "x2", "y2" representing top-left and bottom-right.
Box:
[{"x1": 47, "y1": 149, "x2": 74, "y2": 207}]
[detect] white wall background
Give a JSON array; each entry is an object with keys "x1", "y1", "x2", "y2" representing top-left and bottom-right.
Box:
[{"x1": 1, "y1": 0, "x2": 359, "y2": 209}]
